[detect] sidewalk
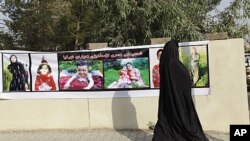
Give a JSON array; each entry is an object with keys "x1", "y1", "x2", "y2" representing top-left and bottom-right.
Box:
[{"x1": 0, "y1": 129, "x2": 229, "y2": 141}]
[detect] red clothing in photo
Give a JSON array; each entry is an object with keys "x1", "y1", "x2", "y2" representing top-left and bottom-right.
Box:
[
  {"x1": 153, "y1": 64, "x2": 160, "y2": 88},
  {"x1": 59, "y1": 76, "x2": 88, "y2": 90},
  {"x1": 35, "y1": 74, "x2": 56, "y2": 91}
]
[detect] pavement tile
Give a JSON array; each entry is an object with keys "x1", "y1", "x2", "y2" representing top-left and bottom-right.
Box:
[{"x1": 0, "y1": 129, "x2": 229, "y2": 141}]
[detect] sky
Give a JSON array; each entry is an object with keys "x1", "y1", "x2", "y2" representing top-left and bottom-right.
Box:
[{"x1": 217, "y1": 0, "x2": 234, "y2": 11}]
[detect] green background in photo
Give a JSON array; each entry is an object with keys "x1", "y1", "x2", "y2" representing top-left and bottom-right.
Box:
[
  {"x1": 3, "y1": 63, "x2": 12, "y2": 91},
  {"x1": 179, "y1": 47, "x2": 208, "y2": 87},
  {"x1": 104, "y1": 58, "x2": 149, "y2": 89},
  {"x1": 59, "y1": 60, "x2": 103, "y2": 73}
]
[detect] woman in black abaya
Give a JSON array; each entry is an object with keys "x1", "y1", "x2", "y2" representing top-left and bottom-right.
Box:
[
  {"x1": 152, "y1": 40, "x2": 208, "y2": 141},
  {"x1": 7, "y1": 55, "x2": 29, "y2": 91}
]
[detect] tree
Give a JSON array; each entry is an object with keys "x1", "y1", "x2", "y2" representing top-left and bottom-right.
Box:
[
  {"x1": 86, "y1": 0, "x2": 249, "y2": 46},
  {"x1": 0, "y1": 0, "x2": 57, "y2": 50},
  {"x1": 86, "y1": 0, "x2": 158, "y2": 47},
  {"x1": 208, "y1": 0, "x2": 250, "y2": 39},
  {"x1": 0, "y1": 0, "x2": 249, "y2": 50},
  {"x1": 0, "y1": 0, "x2": 95, "y2": 51},
  {"x1": 0, "y1": 31, "x2": 14, "y2": 50},
  {"x1": 53, "y1": 0, "x2": 96, "y2": 50}
]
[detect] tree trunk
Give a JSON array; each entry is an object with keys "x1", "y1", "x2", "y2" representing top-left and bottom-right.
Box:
[{"x1": 74, "y1": 21, "x2": 80, "y2": 50}]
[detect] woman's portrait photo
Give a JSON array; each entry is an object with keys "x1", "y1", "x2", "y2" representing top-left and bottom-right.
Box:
[{"x1": 2, "y1": 53, "x2": 30, "y2": 92}]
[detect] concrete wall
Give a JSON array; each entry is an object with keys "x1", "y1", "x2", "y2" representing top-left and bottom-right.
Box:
[
  {"x1": 0, "y1": 38, "x2": 249, "y2": 132},
  {"x1": 196, "y1": 38, "x2": 249, "y2": 131},
  {"x1": 150, "y1": 37, "x2": 171, "y2": 44},
  {"x1": 88, "y1": 43, "x2": 108, "y2": 50}
]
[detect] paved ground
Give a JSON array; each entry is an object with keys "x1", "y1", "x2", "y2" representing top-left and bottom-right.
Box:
[{"x1": 0, "y1": 129, "x2": 229, "y2": 141}]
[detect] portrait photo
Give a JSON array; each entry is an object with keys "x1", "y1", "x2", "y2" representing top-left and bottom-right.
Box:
[
  {"x1": 30, "y1": 53, "x2": 59, "y2": 91},
  {"x1": 59, "y1": 59, "x2": 103, "y2": 90},
  {"x1": 179, "y1": 45, "x2": 209, "y2": 87},
  {"x1": 149, "y1": 48, "x2": 163, "y2": 88},
  {"x1": 104, "y1": 58, "x2": 150, "y2": 89},
  {"x1": 2, "y1": 53, "x2": 31, "y2": 92}
]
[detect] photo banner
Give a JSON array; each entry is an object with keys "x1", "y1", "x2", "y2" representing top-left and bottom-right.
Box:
[{"x1": 0, "y1": 41, "x2": 210, "y2": 99}]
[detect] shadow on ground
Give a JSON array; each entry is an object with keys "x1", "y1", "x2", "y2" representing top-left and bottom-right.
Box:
[{"x1": 112, "y1": 91, "x2": 151, "y2": 141}]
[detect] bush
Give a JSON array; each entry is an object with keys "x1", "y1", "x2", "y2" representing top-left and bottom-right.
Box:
[{"x1": 3, "y1": 65, "x2": 12, "y2": 91}]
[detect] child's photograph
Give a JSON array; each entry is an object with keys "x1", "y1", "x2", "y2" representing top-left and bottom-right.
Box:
[
  {"x1": 104, "y1": 58, "x2": 150, "y2": 89},
  {"x1": 30, "y1": 53, "x2": 59, "y2": 91},
  {"x1": 149, "y1": 48, "x2": 163, "y2": 88},
  {"x1": 59, "y1": 60, "x2": 103, "y2": 90}
]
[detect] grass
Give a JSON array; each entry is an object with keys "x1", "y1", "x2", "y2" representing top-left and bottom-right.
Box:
[{"x1": 180, "y1": 52, "x2": 209, "y2": 87}]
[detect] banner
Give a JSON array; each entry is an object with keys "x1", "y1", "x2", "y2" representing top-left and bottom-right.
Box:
[{"x1": 0, "y1": 41, "x2": 210, "y2": 99}]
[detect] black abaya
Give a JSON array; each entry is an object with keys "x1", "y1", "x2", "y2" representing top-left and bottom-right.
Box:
[{"x1": 152, "y1": 41, "x2": 208, "y2": 141}]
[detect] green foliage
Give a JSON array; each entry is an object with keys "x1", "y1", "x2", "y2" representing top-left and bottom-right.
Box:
[
  {"x1": 180, "y1": 51, "x2": 208, "y2": 87},
  {"x1": 104, "y1": 69, "x2": 119, "y2": 88},
  {"x1": 91, "y1": 0, "x2": 249, "y2": 45},
  {"x1": 3, "y1": 64, "x2": 12, "y2": 91},
  {"x1": 59, "y1": 60, "x2": 103, "y2": 73},
  {"x1": 1, "y1": 0, "x2": 96, "y2": 50},
  {"x1": 199, "y1": 53, "x2": 208, "y2": 69},
  {"x1": 104, "y1": 59, "x2": 122, "y2": 70},
  {"x1": 180, "y1": 53, "x2": 190, "y2": 68},
  {"x1": 140, "y1": 69, "x2": 149, "y2": 86},
  {"x1": 196, "y1": 72, "x2": 209, "y2": 87},
  {"x1": 104, "y1": 58, "x2": 148, "y2": 71},
  {"x1": 104, "y1": 68, "x2": 149, "y2": 88},
  {"x1": 59, "y1": 61, "x2": 77, "y2": 73},
  {"x1": 104, "y1": 58, "x2": 149, "y2": 88},
  {"x1": 208, "y1": 0, "x2": 250, "y2": 40},
  {"x1": 132, "y1": 58, "x2": 148, "y2": 70},
  {"x1": 197, "y1": 53, "x2": 208, "y2": 86},
  {"x1": 0, "y1": 31, "x2": 14, "y2": 50},
  {"x1": 89, "y1": 60, "x2": 103, "y2": 72},
  {"x1": 86, "y1": 0, "x2": 157, "y2": 46},
  {"x1": 0, "y1": 0, "x2": 249, "y2": 50}
]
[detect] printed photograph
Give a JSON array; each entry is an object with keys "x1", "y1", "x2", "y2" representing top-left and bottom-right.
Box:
[
  {"x1": 30, "y1": 54, "x2": 59, "y2": 91},
  {"x1": 149, "y1": 48, "x2": 163, "y2": 88},
  {"x1": 104, "y1": 58, "x2": 150, "y2": 89},
  {"x1": 245, "y1": 54, "x2": 250, "y2": 91},
  {"x1": 59, "y1": 60, "x2": 103, "y2": 90},
  {"x1": 179, "y1": 45, "x2": 209, "y2": 87},
  {"x1": 2, "y1": 53, "x2": 30, "y2": 92}
]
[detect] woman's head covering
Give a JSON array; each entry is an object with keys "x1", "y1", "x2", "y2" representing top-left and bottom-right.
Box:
[
  {"x1": 9, "y1": 54, "x2": 18, "y2": 64},
  {"x1": 159, "y1": 40, "x2": 180, "y2": 76},
  {"x1": 161, "y1": 40, "x2": 179, "y2": 65},
  {"x1": 153, "y1": 40, "x2": 208, "y2": 141}
]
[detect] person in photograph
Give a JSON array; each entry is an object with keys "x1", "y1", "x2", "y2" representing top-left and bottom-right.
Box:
[
  {"x1": 34, "y1": 57, "x2": 56, "y2": 91},
  {"x1": 126, "y1": 62, "x2": 147, "y2": 87},
  {"x1": 246, "y1": 66, "x2": 250, "y2": 91},
  {"x1": 108, "y1": 65, "x2": 132, "y2": 88},
  {"x1": 246, "y1": 66, "x2": 250, "y2": 78},
  {"x1": 152, "y1": 40, "x2": 208, "y2": 141},
  {"x1": 7, "y1": 55, "x2": 29, "y2": 91},
  {"x1": 63, "y1": 61, "x2": 94, "y2": 90},
  {"x1": 190, "y1": 47, "x2": 200, "y2": 86},
  {"x1": 152, "y1": 49, "x2": 163, "y2": 88}
]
